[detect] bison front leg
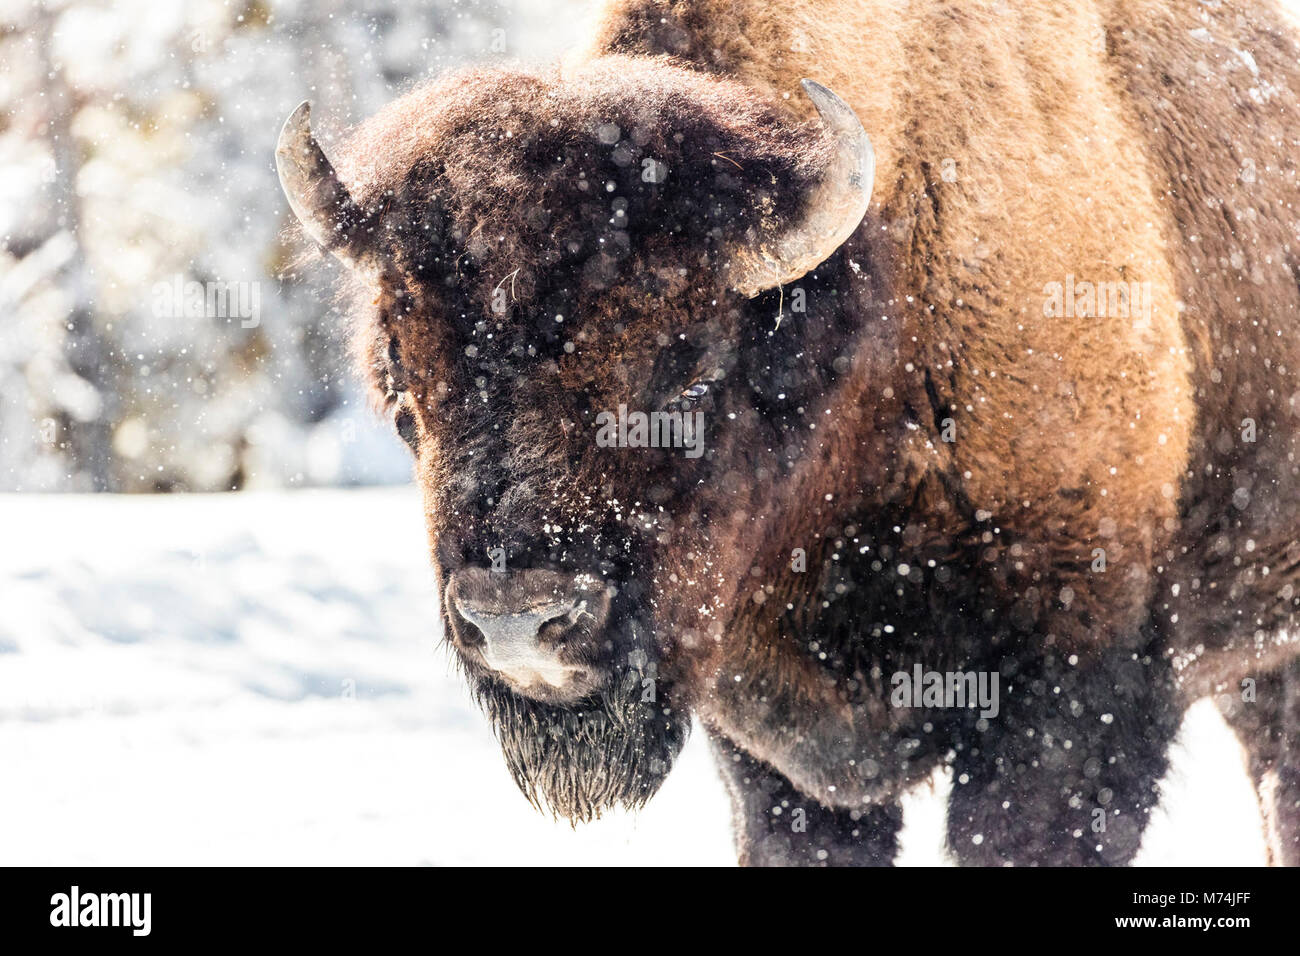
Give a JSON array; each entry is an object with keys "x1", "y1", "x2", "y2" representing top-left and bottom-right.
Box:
[
  {"x1": 1217, "y1": 659, "x2": 1300, "y2": 866},
  {"x1": 706, "y1": 732, "x2": 903, "y2": 866},
  {"x1": 945, "y1": 638, "x2": 1182, "y2": 866}
]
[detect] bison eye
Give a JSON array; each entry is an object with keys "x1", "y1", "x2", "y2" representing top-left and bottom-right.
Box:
[
  {"x1": 394, "y1": 408, "x2": 419, "y2": 452},
  {"x1": 668, "y1": 380, "x2": 715, "y2": 412}
]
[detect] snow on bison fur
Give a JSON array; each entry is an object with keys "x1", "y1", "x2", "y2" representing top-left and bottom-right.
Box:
[{"x1": 277, "y1": 0, "x2": 1300, "y2": 865}]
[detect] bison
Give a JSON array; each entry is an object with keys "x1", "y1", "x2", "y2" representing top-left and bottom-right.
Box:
[{"x1": 276, "y1": 0, "x2": 1300, "y2": 865}]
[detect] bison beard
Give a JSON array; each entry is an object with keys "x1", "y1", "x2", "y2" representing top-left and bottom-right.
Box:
[{"x1": 470, "y1": 647, "x2": 689, "y2": 822}]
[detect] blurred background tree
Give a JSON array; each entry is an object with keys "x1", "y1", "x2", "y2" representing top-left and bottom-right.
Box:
[{"x1": 0, "y1": 0, "x2": 581, "y2": 492}]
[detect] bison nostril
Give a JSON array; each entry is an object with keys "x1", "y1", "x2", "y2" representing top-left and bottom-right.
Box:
[
  {"x1": 453, "y1": 609, "x2": 486, "y2": 647},
  {"x1": 534, "y1": 603, "x2": 581, "y2": 643}
]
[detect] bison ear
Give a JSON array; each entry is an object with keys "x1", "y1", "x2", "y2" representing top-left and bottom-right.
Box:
[
  {"x1": 275, "y1": 101, "x2": 387, "y2": 276},
  {"x1": 726, "y1": 80, "x2": 875, "y2": 297}
]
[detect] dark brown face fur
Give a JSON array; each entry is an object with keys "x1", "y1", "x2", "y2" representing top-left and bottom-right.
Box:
[{"x1": 331, "y1": 57, "x2": 852, "y2": 820}]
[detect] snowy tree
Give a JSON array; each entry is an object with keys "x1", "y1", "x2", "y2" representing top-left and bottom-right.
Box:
[{"x1": 0, "y1": 0, "x2": 580, "y2": 491}]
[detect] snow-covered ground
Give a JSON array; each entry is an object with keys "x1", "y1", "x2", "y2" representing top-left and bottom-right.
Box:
[{"x1": 0, "y1": 487, "x2": 1270, "y2": 865}]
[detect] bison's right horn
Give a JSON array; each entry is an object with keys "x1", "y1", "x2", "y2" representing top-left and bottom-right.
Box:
[
  {"x1": 275, "y1": 101, "x2": 381, "y2": 273},
  {"x1": 726, "y1": 80, "x2": 875, "y2": 297}
]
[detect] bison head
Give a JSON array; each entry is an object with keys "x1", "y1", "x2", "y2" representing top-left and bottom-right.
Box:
[{"x1": 276, "y1": 57, "x2": 874, "y2": 821}]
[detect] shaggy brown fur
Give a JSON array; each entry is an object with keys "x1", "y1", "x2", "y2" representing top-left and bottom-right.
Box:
[{"x1": 296, "y1": 0, "x2": 1300, "y2": 864}]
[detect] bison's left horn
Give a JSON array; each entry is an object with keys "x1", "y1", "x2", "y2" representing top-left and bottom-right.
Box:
[
  {"x1": 275, "y1": 101, "x2": 381, "y2": 273},
  {"x1": 727, "y1": 80, "x2": 875, "y2": 297}
]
